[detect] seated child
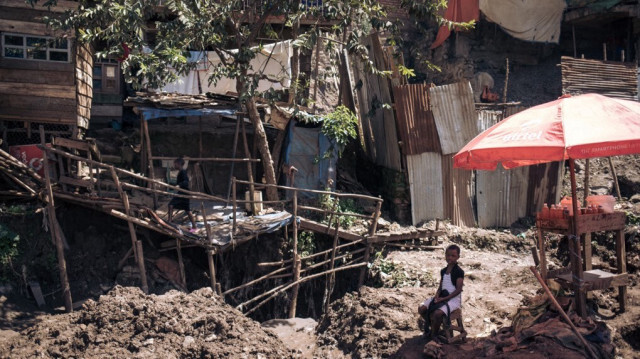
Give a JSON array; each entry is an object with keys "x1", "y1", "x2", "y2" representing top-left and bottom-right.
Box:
[{"x1": 418, "y1": 244, "x2": 464, "y2": 339}]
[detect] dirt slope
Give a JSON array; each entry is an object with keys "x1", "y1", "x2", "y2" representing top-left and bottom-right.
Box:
[{"x1": 1, "y1": 286, "x2": 293, "y2": 359}]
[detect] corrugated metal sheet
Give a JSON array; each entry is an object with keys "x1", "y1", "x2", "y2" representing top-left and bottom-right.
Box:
[
  {"x1": 351, "y1": 34, "x2": 402, "y2": 170},
  {"x1": 442, "y1": 154, "x2": 475, "y2": 227},
  {"x1": 476, "y1": 164, "x2": 529, "y2": 228},
  {"x1": 392, "y1": 84, "x2": 441, "y2": 155},
  {"x1": 561, "y1": 56, "x2": 638, "y2": 100},
  {"x1": 429, "y1": 81, "x2": 479, "y2": 155},
  {"x1": 526, "y1": 162, "x2": 563, "y2": 215},
  {"x1": 407, "y1": 152, "x2": 444, "y2": 225}
]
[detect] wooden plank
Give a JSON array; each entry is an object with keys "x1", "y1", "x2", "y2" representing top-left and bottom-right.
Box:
[
  {"x1": 0, "y1": 19, "x2": 69, "y2": 36},
  {"x1": 0, "y1": 0, "x2": 78, "y2": 12},
  {"x1": 298, "y1": 218, "x2": 363, "y2": 242},
  {"x1": 28, "y1": 281, "x2": 45, "y2": 308},
  {"x1": 0, "y1": 107, "x2": 75, "y2": 122},
  {"x1": 52, "y1": 137, "x2": 90, "y2": 152},
  {"x1": 0, "y1": 82, "x2": 75, "y2": 99},
  {"x1": 0, "y1": 58, "x2": 73, "y2": 72},
  {"x1": 0, "y1": 68, "x2": 74, "y2": 86},
  {"x1": 58, "y1": 175, "x2": 92, "y2": 188},
  {"x1": 575, "y1": 212, "x2": 626, "y2": 234}
]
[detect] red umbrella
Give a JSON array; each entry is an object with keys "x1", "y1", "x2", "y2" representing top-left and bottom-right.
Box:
[
  {"x1": 454, "y1": 93, "x2": 640, "y2": 170},
  {"x1": 453, "y1": 93, "x2": 640, "y2": 318}
]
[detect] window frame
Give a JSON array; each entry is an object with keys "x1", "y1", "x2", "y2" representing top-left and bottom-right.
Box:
[{"x1": 1, "y1": 33, "x2": 71, "y2": 63}]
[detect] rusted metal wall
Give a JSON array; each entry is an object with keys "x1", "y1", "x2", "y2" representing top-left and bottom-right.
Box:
[
  {"x1": 561, "y1": 56, "x2": 638, "y2": 100},
  {"x1": 442, "y1": 154, "x2": 476, "y2": 227},
  {"x1": 429, "y1": 81, "x2": 478, "y2": 155},
  {"x1": 351, "y1": 34, "x2": 402, "y2": 170},
  {"x1": 407, "y1": 152, "x2": 444, "y2": 224},
  {"x1": 476, "y1": 164, "x2": 530, "y2": 228},
  {"x1": 392, "y1": 83, "x2": 441, "y2": 155}
]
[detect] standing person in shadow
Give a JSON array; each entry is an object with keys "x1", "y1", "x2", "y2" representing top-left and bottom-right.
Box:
[{"x1": 168, "y1": 157, "x2": 197, "y2": 232}]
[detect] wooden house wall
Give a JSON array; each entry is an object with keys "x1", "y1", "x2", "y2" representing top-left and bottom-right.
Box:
[{"x1": 0, "y1": 1, "x2": 81, "y2": 128}]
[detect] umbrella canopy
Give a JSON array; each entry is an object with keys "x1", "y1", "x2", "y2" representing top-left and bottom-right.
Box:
[{"x1": 454, "y1": 93, "x2": 640, "y2": 170}]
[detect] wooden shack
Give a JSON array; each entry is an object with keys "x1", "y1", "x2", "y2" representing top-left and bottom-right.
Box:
[{"x1": 0, "y1": 0, "x2": 91, "y2": 145}]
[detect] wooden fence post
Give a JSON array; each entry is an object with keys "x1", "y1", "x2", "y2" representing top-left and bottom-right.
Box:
[
  {"x1": 136, "y1": 240, "x2": 149, "y2": 294},
  {"x1": 232, "y1": 177, "x2": 237, "y2": 234},
  {"x1": 201, "y1": 203, "x2": 218, "y2": 293},
  {"x1": 289, "y1": 189, "x2": 300, "y2": 318},
  {"x1": 109, "y1": 166, "x2": 139, "y2": 264},
  {"x1": 360, "y1": 198, "x2": 382, "y2": 287},
  {"x1": 40, "y1": 126, "x2": 72, "y2": 312}
]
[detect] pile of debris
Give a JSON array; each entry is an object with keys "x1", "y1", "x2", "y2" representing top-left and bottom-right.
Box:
[{"x1": 1, "y1": 286, "x2": 294, "y2": 358}]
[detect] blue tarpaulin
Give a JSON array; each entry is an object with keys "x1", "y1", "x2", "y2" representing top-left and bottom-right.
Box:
[{"x1": 138, "y1": 107, "x2": 236, "y2": 121}]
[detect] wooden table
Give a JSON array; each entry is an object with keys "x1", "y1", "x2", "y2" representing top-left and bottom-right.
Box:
[{"x1": 536, "y1": 211, "x2": 627, "y2": 311}]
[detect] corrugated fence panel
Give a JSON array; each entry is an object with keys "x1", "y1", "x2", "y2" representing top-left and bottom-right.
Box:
[
  {"x1": 442, "y1": 154, "x2": 475, "y2": 227},
  {"x1": 477, "y1": 164, "x2": 529, "y2": 228},
  {"x1": 407, "y1": 152, "x2": 444, "y2": 225},
  {"x1": 429, "y1": 81, "x2": 478, "y2": 155},
  {"x1": 392, "y1": 83, "x2": 441, "y2": 155},
  {"x1": 351, "y1": 34, "x2": 402, "y2": 170},
  {"x1": 561, "y1": 56, "x2": 638, "y2": 100}
]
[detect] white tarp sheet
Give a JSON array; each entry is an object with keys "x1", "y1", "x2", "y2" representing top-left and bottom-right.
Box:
[
  {"x1": 479, "y1": 0, "x2": 566, "y2": 44},
  {"x1": 156, "y1": 41, "x2": 292, "y2": 95}
]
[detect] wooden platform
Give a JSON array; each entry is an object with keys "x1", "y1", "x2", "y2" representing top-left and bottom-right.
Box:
[{"x1": 553, "y1": 269, "x2": 629, "y2": 291}]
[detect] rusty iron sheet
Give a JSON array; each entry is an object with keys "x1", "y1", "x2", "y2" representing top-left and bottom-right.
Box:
[
  {"x1": 429, "y1": 81, "x2": 479, "y2": 155},
  {"x1": 442, "y1": 154, "x2": 475, "y2": 227},
  {"x1": 392, "y1": 83, "x2": 441, "y2": 155}
]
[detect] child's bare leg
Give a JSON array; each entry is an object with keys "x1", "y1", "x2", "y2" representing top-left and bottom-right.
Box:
[
  {"x1": 430, "y1": 310, "x2": 445, "y2": 337},
  {"x1": 187, "y1": 211, "x2": 196, "y2": 228}
]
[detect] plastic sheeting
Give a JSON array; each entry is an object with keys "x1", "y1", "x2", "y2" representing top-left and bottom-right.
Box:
[
  {"x1": 283, "y1": 124, "x2": 337, "y2": 198},
  {"x1": 138, "y1": 107, "x2": 236, "y2": 121},
  {"x1": 157, "y1": 41, "x2": 292, "y2": 95},
  {"x1": 479, "y1": 0, "x2": 566, "y2": 44}
]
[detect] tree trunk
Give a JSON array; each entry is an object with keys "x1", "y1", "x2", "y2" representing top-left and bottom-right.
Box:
[{"x1": 245, "y1": 97, "x2": 278, "y2": 201}]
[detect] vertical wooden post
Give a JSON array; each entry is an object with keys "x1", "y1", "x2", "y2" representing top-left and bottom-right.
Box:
[
  {"x1": 232, "y1": 177, "x2": 237, "y2": 233},
  {"x1": 537, "y1": 228, "x2": 548, "y2": 279},
  {"x1": 240, "y1": 116, "x2": 256, "y2": 213},
  {"x1": 608, "y1": 157, "x2": 622, "y2": 200},
  {"x1": 360, "y1": 198, "x2": 382, "y2": 287},
  {"x1": 289, "y1": 189, "x2": 300, "y2": 318},
  {"x1": 616, "y1": 229, "x2": 627, "y2": 312},
  {"x1": 583, "y1": 160, "x2": 592, "y2": 272},
  {"x1": 140, "y1": 116, "x2": 146, "y2": 177},
  {"x1": 176, "y1": 238, "x2": 187, "y2": 289},
  {"x1": 572, "y1": 25, "x2": 577, "y2": 58},
  {"x1": 109, "y1": 166, "x2": 139, "y2": 264},
  {"x1": 324, "y1": 216, "x2": 340, "y2": 314},
  {"x1": 135, "y1": 240, "x2": 149, "y2": 294},
  {"x1": 142, "y1": 120, "x2": 157, "y2": 209},
  {"x1": 87, "y1": 151, "x2": 94, "y2": 192},
  {"x1": 226, "y1": 116, "x2": 241, "y2": 204},
  {"x1": 201, "y1": 203, "x2": 218, "y2": 292},
  {"x1": 583, "y1": 159, "x2": 589, "y2": 207},
  {"x1": 40, "y1": 126, "x2": 72, "y2": 312},
  {"x1": 569, "y1": 159, "x2": 586, "y2": 318}
]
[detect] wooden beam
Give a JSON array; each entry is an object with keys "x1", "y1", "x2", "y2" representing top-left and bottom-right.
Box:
[
  {"x1": 58, "y1": 175, "x2": 92, "y2": 188},
  {"x1": 52, "y1": 137, "x2": 90, "y2": 152},
  {"x1": 0, "y1": 0, "x2": 78, "y2": 12},
  {"x1": 0, "y1": 82, "x2": 75, "y2": 99},
  {"x1": 298, "y1": 218, "x2": 364, "y2": 242}
]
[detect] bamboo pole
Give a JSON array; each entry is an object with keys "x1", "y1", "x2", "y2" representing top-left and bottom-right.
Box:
[
  {"x1": 289, "y1": 189, "x2": 300, "y2": 318},
  {"x1": 324, "y1": 216, "x2": 341, "y2": 314},
  {"x1": 360, "y1": 198, "x2": 382, "y2": 286},
  {"x1": 226, "y1": 116, "x2": 242, "y2": 203},
  {"x1": 232, "y1": 177, "x2": 237, "y2": 233},
  {"x1": 301, "y1": 248, "x2": 365, "y2": 274},
  {"x1": 39, "y1": 145, "x2": 227, "y2": 202},
  {"x1": 224, "y1": 266, "x2": 291, "y2": 296},
  {"x1": 240, "y1": 115, "x2": 256, "y2": 214},
  {"x1": 201, "y1": 203, "x2": 218, "y2": 292},
  {"x1": 608, "y1": 157, "x2": 622, "y2": 200},
  {"x1": 530, "y1": 266, "x2": 598, "y2": 359},
  {"x1": 136, "y1": 240, "x2": 149, "y2": 294},
  {"x1": 0, "y1": 147, "x2": 44, "y2": 183},
  {"x1": 151, "y1": 156, "x2": 260, "y2": 162},
  {"x1": 39, "y1": 126, "x2": 72, "y2": 313},
  {"x1": 176, "y1": 238, "x2": 186, "y2": 290},
  {"x1": 142, "y1": 120, "x2": 158, "y2": 209},
  {"x1": 503, "y1": 58, "x2": 509, "y2": 102},
  {"x1": 109, "y1": 166, "x2": 139, "y2": 265},
  {"x1": 233, "y1": 178, "x2": 383, "y2": 202},
  {"x1": 243, "y1": 262, "x2": 366, "y2": 316}
]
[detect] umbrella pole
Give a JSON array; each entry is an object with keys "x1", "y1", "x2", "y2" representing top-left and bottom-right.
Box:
[{"x1": 569, "y1": 159, "x2": 587, "y2": 318}]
